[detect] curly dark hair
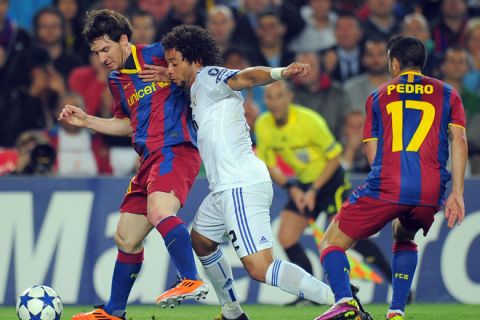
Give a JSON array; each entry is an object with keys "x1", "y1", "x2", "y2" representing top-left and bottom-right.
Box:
[
  {"x1": 161, "y1": 25, "x2": 222, "y2": 66},
  {"x1": 82, "y1": 9, "x2": 132, "y2": 44}
]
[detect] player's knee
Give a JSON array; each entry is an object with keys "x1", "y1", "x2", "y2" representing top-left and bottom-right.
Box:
[
  {"x1": 392, "y1": 220, "x2": 416, "y2": 242},
  {"x1": 244, "y1": 261, "x2": 268, "y2": 283},
  {"x1": 243, "y1": 251, "x2": 273, "y2": 283},
  {"x1": 114, "y1": 231, "x2": 142, "y2": 253},
  {"x1": 191, "y1": 231, "x2": 218, "y2": 256},
  {"x1": 147, "y1": 193, "x2": 181, "y2": 226},
  {"x1": 277, "y1": 232, "x2": 291, "y2": 248},
  {"x1": 146, "y1": 211, "x2": 175, "y2": 227}
]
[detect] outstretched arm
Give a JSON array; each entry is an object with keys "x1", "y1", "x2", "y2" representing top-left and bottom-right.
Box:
[
  {"x1": 58, "y1": 104, "x2": 132, "y2": 137},
  {"x1": 227, "y1": 62, "x2": 310, "y2": 91}
]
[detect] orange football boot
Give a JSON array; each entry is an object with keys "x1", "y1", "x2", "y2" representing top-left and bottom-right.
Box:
[
  {"x1": 156, "y1": 278, "x2": 209, "y2": 308},
  {"x1": 71, "y1": 307, "x2": 124, "y2": 320}
]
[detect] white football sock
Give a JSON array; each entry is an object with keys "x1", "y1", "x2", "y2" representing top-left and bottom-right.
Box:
[
  {"x1": 198, "y1": 248, "x2": 244, "y2": 319},
  {"x1": 266, "y1": 259, "x2": 334, "y2": 305}
]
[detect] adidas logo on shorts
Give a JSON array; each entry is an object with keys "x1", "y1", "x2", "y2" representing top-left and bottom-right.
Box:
[{"x1": 259, "y1": 236, "x2": 269, "y2": 244}]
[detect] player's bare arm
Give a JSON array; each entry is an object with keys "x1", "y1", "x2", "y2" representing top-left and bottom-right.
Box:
[
  {"x1": 58, "y1": 104, "x2": 133, "y2": 137},
  {"x1": 365, "y1": 139, "x2": 378, "y2": 166},
  {"x1": 445, "y1": 125, "x2": 468, "y2": 228},
  {"x1": 227, "y1": 62, "x2": 311, "y2": 91}
]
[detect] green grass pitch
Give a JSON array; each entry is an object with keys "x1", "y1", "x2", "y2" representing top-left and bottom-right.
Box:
[{"x1": 2, "y1": 304, "x2": 480, "y2": 320}]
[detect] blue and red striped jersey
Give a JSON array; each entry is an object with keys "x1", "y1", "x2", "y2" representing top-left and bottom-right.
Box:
[
  {"x1": 360, "y1": 71, "x2": 466, "y2": 206},
  {"x1": 108, "y1": 43, "x2": 194, "y2": 161}
]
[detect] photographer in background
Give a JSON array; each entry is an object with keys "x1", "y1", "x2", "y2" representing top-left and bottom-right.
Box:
[
  {"x1": 0, "y1": 47, "x2": 66, "y2": 147},
  {"x1": 12, "y1": 130, "x2": 55, "y2": 176}
]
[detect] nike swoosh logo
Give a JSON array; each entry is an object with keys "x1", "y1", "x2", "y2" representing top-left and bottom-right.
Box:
[
  {"x1": 166, "y1": 239, "x2": 176, "y2": 249},
  {"x1": 123, "y1": 82, "x2": 132, "y2": 90}
]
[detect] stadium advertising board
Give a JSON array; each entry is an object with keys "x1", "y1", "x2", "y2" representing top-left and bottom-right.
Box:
[{"x1": 1, "y1": 177, "x2": 479, "y2": 306}]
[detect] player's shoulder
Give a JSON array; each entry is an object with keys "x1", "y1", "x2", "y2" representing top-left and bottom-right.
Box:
[
  {"x1": 135, "y1": 43, "x2": 166, "y2": 65},
  {"x1": 140, "y1": 42, "x2": 164, "y2": 54},
  {"x1": 421, "y1": 75, "x2": 461, "y2": 98},
  {"x1": 197, "y1": 66, "x2": 238, "y2": 83}
]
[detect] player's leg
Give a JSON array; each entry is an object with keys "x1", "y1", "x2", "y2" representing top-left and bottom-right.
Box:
[
  {"x1": 386, "y1": 219, "x2": 416, "y2": 320},
  {"x1": 315, "y1": 196, "x2": 399, "y2": 320},
  {"x1": 387, "y1": 205, "x2": 438, "y2": 319},
  {"x1": 148, "y1": 144, "x2": 208, "y2": 305},
  {"x1": 150, "y1": 191, "x2": 210, "y2": 305},
  {"x1": 277, "y1": 209, "x2": 312, "y2": 274},
  {"x1": 148, "y1": 190, "x2": 199, "y2": 280},
  {"x1": 329, "y1": 180, "x2": 393, "y2": 287},
  {"x1": 191, "y1": 229, "x2": 247, "y2": 320},
  {"x1": 72, "y1": 213, "x2": 152, "y2": 320},
  {"x1": 226, "y1": 182, "x2": 334, "y2": 305},
  {"x1": 239, "y1": 248, "x2": 334, "y2": 305},
  {"x1": 190, "y1": 191, "x2": 246, "y2": 320},
  {"x1": 104, "y1": 213, "x2": 153, "y2": 316},
  {"x1": 279, "y1": 172, "x2": 349, "y2": 284},
  {"x1": 313, "y1": 220, "x2": 360, "y2": 320},
  {"x1": 73, "y1": 171, "x2": 155, "y2": 320}
]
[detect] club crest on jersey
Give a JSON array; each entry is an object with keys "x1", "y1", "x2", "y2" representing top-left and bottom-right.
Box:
[
  {"x1": 127, "y1": 81, "x2": 169, "y2": 107},
  {"x1": 295, "y1": 149, "x2": 310, "y2": 163},
  {"x1": 208, "y1": 68, "x2": 219, "y2": 76}
]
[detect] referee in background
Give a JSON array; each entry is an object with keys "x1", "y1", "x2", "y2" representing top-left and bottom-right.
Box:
[{"x1": 255, "y1": 80, "x2": 391, "y2": 306}]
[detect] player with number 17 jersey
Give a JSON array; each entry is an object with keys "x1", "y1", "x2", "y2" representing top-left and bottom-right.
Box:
[{"x1": 358, "y1": 71, "x2": 466, "y2": 206}]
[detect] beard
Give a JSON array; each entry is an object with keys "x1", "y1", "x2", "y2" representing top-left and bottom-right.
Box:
[{"x1": 369, "y1": 67, "x2": 388, "y2": 76}]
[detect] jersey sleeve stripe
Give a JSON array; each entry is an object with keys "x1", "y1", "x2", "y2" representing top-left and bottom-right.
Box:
[
  {"x1": 448, "y1": 123, "x2": 465, "y2": 129},
  {"x1": 223, "y1": 70, "x2": 239, "y2": 83},
  {"x1": 325, "y1": 143, "x2": 342, "y2": 159},
  {"x1": 363, "y1": 137, "x2": 378, "y2": 142},
  {"x1": 325, "y1": 141, "x2": 339, "y2": 152}
]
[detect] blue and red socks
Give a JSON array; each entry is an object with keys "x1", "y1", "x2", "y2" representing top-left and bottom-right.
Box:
[
  {"x1": 104, "y1": 249, "x2": 144, "y2": 317},
  {"x1": 321, "y1": 246, "x2": 352, "y2": 303},
  {"x1": 157, "y1": 216, "x2": 199, "y2": 280},
  {"x1": 390, "y1": 241, "x2": 418, "y2": 313}
]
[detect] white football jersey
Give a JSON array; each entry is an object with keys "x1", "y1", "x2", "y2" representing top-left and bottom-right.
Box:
[{"x1": 191, "y1": 66, "x2": 271, "y2": 192}]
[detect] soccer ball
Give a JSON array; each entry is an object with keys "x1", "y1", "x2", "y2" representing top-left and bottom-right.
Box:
[{"x1": 16, "y1": 285, "x2": 63, "y2": 320}]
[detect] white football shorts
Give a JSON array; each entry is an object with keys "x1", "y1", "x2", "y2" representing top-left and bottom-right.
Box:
[{"x1": 192, "y1": 181, "x2": 274, "y2": 258}]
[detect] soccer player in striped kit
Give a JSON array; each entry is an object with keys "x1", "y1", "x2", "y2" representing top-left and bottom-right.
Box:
[
  {"x1": 315, "y1": 36, "x2": 468, "y2": 320},
  {"x1": 58, "y1": 10, "x2": 207, "y2": 320}
]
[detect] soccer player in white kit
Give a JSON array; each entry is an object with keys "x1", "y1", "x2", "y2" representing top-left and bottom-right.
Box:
[{"x1": 159, "y1": 25, "x2": 335, "y2": 320}]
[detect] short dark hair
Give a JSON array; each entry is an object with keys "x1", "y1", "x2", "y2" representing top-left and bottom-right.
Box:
[
  {"x1": 257, "y1": 7, "x2": 284, "y2": 24},
  {"x1": 82, "y1": 9, "x2": 132, "y2": 44},
  {"x1": 336, "y1": 11, "x2": 360, "y2": 26},
  {"x1": 33, "y1": 7, "x2": 65, "y2": 35},
  {"x1": 387, "y1": 36, "x2": 426, "y2": 70},
  {"x1": 161, "y1": 25, "x2": 222, "y2": 66}
]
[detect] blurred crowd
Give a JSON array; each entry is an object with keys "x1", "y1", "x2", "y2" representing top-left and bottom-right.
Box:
[{"x1": 0, "y1": 0, "x2": 479, "y2": 177}]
